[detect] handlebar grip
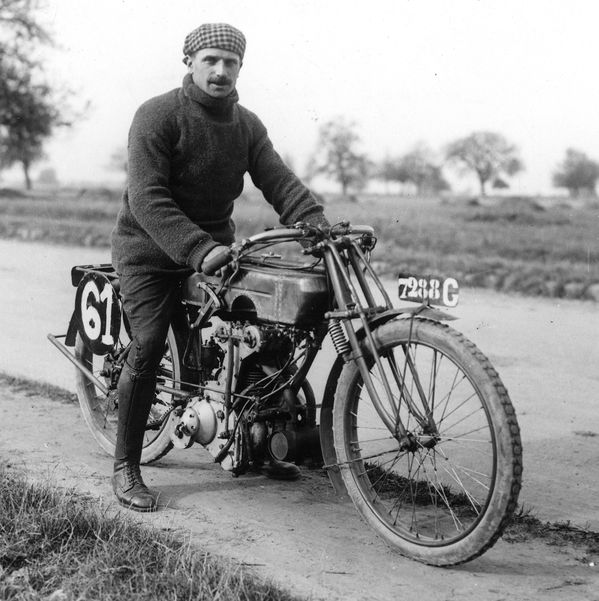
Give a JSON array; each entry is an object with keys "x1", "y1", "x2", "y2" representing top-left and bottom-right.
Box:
[{"x1": 201, "y1": 248, "x2": 233, "y2": 275}]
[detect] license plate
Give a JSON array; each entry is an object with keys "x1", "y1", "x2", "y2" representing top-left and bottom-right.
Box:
[{"x1": 398, "y1": 274, "x2": 460, "y2": 307}]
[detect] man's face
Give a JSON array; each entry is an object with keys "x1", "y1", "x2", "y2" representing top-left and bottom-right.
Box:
[{"x1": 188, "y1": 48, "x2": 241, "y2": 98}]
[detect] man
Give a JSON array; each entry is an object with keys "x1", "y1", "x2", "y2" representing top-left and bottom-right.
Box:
[{"x1": 110, "y1": 23, "x2": 329, "y2": 512}]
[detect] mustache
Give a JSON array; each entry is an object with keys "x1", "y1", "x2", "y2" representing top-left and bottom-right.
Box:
[{"x1": 208, "y1": 76, "x2": 232, "y2": 86}]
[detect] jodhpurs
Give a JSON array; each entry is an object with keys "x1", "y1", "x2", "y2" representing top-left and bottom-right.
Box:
[{"x1": 114, "y1": 271, "x2": 186, "y2": 464}]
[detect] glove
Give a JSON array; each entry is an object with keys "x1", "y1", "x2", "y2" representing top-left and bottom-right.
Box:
[{"x1": 200, "y1": 245, "x2": 231, "y2": 275}]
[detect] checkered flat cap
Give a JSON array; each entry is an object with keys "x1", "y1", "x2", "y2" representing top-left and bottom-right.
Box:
[{"x1": 183, "y1": 23, "x2": 246, "y2": 61}]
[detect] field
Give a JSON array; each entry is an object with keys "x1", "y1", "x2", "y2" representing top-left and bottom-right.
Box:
[{"x1": 1, "y1": 186, "x2": 598, "y2": 300}]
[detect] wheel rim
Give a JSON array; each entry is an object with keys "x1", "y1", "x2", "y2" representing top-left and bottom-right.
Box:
[
  {"x1": 79, "y1": 329, "x2": 179, "y2": 450},
  {"x1": 345, "y1": 336, "x2": 497, "y2": 547}
]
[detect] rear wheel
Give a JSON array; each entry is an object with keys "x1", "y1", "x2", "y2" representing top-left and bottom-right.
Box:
[
  {"x1": 74, "y1": 326, "x2": 182, "y2": 464},
  {"x1": 332, "y1": 318, "x2": 522, "y2": 565}
]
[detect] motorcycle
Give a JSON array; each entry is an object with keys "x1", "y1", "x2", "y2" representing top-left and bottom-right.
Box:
[{"x1": 48, "y1": 221, "x2": 522, "y2": 566}]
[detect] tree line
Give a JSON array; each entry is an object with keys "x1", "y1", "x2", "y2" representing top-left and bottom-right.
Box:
[
  {"x1": 307, "y1": 117, "x2": 599, "y2": 198},
  {"x1": 1, "y1": 1, "x2": 598, "y2": 199}
]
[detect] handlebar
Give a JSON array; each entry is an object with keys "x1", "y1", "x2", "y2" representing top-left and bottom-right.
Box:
[
  {"x1": 243, "y1": 223, "x2": 374, "y2": 246},
  {"x1": 330, "y1": 223, "x2": 374, "y2": 237},
  {"x1": 201, "y1": 223, "x2": 375, "y2": 275}
]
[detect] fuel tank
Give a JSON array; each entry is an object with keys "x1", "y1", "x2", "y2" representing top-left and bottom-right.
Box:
[{"x1": 182, "y1": 259, "x2": 330, "y2": 327}]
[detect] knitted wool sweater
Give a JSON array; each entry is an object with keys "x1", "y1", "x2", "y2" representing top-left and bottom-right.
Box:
[{"x1": 112, "y1": 74, "x2": 327, "y2": 275}]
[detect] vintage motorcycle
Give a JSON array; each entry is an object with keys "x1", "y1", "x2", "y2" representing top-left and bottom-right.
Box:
[{"x1": 48, "y1": 221, "x2": 522, "y2": 566}]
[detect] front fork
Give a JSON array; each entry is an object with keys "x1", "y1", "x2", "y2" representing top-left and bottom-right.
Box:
[{"x1": 322, "y1": 242, "x2": 436, "y2": 444}]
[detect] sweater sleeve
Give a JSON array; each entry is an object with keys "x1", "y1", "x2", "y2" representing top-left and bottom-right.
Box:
[
  {"x1": 126, "y1": 101, "x2": 219, "y2": 271},
  {"x1": 247, "y1": 116, "x2": 329, "y2": 230}
]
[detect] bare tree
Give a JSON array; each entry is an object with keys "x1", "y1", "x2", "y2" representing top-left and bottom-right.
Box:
[
  {"x1": 445, "y1": 131, "x2": 523, "y2": 196},
  {"x1": 309, "y1": 117, "x2": 370, "y2": 196}
]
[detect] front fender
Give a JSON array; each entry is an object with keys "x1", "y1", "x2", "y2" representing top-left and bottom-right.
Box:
[{"x1": 319, "y1": 305, "x2": 456, "y2": 496}]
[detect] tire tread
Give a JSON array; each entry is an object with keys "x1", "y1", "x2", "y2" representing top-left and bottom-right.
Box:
[{"x1": 332, "y1": 317, "x2": 522, "y2": 566}]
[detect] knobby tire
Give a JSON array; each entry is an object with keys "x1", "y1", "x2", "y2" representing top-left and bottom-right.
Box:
[{"x1": 332, "y1": 318, "x2": 522, "y2": 566}]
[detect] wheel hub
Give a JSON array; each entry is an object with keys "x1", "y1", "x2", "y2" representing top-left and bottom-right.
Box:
[{"x1": 398, "y1": 432, "x2": 439, "y2": 452}]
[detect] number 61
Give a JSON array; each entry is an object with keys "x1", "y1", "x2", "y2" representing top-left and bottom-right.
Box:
[{"x1": 75, "y1": 272, "x2": 121, "y2": 354}]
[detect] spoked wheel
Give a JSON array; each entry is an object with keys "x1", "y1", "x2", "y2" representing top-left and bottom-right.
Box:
[
  {"x1": 74, "y1": 326, "x2": 182, "y2": 464},
  {"x1": 332, "y1": 318, "x2": 522, "y2": 566}
]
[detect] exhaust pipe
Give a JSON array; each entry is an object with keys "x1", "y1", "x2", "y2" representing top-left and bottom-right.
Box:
[
  {"x1": 48, "y1": 334, "x2": 192, "y2": 400},
  {"x1": 47, "y1": 333, "x2": 109, "y2": 395}
]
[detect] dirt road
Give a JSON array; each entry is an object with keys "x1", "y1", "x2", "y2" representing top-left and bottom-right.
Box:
[{"x1": 1, "y1": 239, "x2": 598, "y2": 600}]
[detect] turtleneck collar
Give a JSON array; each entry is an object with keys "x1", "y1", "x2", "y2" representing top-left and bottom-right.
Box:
[{"x1": 182, "y1": 73, "x2": 239, "y2": 116}]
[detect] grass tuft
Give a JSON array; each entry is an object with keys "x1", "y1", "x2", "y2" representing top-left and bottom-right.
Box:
[
  {"x1": 504, "y1": 506, "x2": 599, "y2": 560},
  {"x1": 0, "y1": 372, "x2": 76, "y2": 404},
  {"x1": 0, "y1": 468, "x2": 303, "y2": 601}
]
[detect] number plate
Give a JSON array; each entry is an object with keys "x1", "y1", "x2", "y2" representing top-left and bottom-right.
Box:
[
  {"x1": 398, "y1": 274, "x2": 460, "y2": 307},
  {"x1": 74, "y1": 272, "x2": 121, "y2": 353}
]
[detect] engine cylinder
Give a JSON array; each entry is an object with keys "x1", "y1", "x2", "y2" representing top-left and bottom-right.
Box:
[{"x1": 268, "y1": 426, "x2": 321, "y2": 464}]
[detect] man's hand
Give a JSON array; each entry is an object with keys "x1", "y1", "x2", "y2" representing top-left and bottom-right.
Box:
[{"x1": 201, "y1": 245, "x2": 231, "y2": 275}]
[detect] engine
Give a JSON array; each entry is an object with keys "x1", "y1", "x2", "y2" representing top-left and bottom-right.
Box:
[{"x1": 170, "y1": 316, "x2": 320, "y2": 474}]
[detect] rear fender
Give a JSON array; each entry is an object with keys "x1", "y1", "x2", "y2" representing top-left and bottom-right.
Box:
[
  {"x1": 65, "y1": 310, "x2": 80, "y2": 347},
  {"x1": 319, "y1": 305, "x2": 456, "y2": 496}
]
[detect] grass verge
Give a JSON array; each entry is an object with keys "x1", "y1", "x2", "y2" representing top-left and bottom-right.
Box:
[
  {"x1": 0, "y1": 466, "x2": 303, "y2": 601},
  {"x1": 504, "y1": 507, "x2": 599, "y2": 564},
  {"x1": 0, "y1": 372, "x2": 76, "y2": 405}
]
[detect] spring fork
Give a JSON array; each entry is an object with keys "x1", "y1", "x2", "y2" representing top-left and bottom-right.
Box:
[
  {"x1": 353, "y1": 244, "x2": 435, "y2": 429},
  {"x1": 347, "y1": 241, "x2": 434, "y2": 429},
  {"x1": 328, "y1": 320, "x2": 351, "y2": 356},
  {"x1": 323, "y1": 244, "x2": 406, "y2": 438},
  {"x1": 347, "y1": 244, "x2": 393, "y2": 309}
]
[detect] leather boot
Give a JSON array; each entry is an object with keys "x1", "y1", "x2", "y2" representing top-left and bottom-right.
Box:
[
  {"x1": 112, "y1": 461, "x2": 159, "y2": 512},
  {"x1": 114, "y1": 371, "x2": 157, "y2": 465},
  {"x1": 259, "y1": 458, "x2": 301, "y2": 481}
]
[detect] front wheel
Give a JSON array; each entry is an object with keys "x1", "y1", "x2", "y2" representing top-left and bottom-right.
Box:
[
  {"x1": 74, "y1": 326, "x2": 182, "y2": 464},
  {"x1": 332, "y1": 318, "x2": 522, "y2": 566}
]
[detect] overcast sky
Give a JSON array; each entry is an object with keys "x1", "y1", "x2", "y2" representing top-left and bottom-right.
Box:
[{"x1": 15, "y1": 0, "x2": 599, "y2": 194}]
